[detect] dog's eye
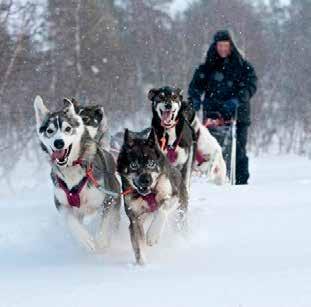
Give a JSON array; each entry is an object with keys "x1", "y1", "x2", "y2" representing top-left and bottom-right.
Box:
[
  {"x1": 147, "y1": 160, "x2": 156, "y2": 169},
  {"x1": 65, "y1": 126, "x2": 72, "y2": 133},
  {"x1": 171, "y1": 94, "x2": 178, "y2": 100},
  {"x1": 46, "y1": 128, "x2": 54, "y2": 135},
  {"x1": 129, "y1": 161, "x2": 138, "y2": 171}
]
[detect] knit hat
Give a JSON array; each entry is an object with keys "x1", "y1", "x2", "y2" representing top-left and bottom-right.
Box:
[{"x1": 213, "y1": 30, "x2": 232, "y2": 43}]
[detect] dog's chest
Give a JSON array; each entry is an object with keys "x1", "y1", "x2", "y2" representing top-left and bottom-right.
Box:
[
  {"x1": 54, "y1": 167, "x2": 105, "y2": 215},
  {"x1": 126, "y1": 175, "x2": 173, "y2": 215},
  {"x1": 163, "y1": 129, "x2": 188, "y2": 166}
]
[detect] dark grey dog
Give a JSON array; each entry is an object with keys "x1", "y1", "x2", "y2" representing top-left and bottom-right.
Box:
[
  {"x1": 34, "y1": 96, "x2": 120, "y2": 253},
  {"x1": 117, "y1": 129, "x2": 188, "y2": 265}
]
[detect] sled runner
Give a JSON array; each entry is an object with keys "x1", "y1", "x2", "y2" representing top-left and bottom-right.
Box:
[{"x1": 204, "y1": 111, "x2": 237, "y2": 185}]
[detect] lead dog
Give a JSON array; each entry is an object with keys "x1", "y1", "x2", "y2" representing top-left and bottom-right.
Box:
[
  {"x1": 148, "y1": 86, "x2": 227, "y2": 185},
  {"x1": 117, "y1": 129, "x2": 188, "y2": 265},
  {"x1": 34, "y1": 96, "x2": 121, "y2": 252}
]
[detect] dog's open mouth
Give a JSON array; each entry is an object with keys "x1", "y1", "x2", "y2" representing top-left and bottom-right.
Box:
[
  {"x1": 160, "y1": 110, "x2": 176, "y2": 127},
  {"x1": 51, "y1": 144, "x2": 72, "y2": 166}
]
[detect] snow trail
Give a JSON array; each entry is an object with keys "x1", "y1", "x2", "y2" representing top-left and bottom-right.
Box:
[{"x1": 0, "y1": 155, "x2": 311, "y2": 307}]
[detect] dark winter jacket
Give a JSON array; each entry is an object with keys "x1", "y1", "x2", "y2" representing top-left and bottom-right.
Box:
[{"x1": 188, "y1": 31, "x2": 257, "y2": 125}]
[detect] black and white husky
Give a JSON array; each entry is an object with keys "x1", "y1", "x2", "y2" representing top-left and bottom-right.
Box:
[
  {"x1": 34, "y1": 96, "x2": 121, "y2": 252},
  {"x1": 148, "y1": 87, "x2": 195, "y2": 193},
  {"x1": 117, "y1": 129, "x2": 188, "y2": 265},
  {"x1": 148, "y1": 86, "x2": 227, "y2": 185}
]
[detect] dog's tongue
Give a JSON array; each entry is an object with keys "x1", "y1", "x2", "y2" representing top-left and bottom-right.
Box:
[
  {"x1": 162, "y1": 110, "x2": 172, "y2": 123},
  {"x1": 52, "y1": 149, "x2": 66, "y2": 161}
]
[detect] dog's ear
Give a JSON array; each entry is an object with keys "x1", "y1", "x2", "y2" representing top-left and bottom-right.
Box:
[
  {"x1": 176, "y1": 88, "x2": 183, "y2": 100},
  {"x1": 34, "y1": 95, "x2": 49, "y2": 128},
  {"x1": 63, "y1": 98, "x2": 76, "y2": 117},
  {"x1": 64, "y1": 97, "x2": 80, "y2": 113},
  {"x1": 124, "y1": 128, "x2": 135, "y2": 147},
  {"x1": 148, "y1": 88, "x2": 158, "y2": 101}
]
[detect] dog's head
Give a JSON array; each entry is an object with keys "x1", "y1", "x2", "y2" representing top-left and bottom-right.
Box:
[
  {"x1": 63, "y1": 98, "x2": 104, "y2": 139},
  {"x1": 148, "y1": 86, "x2": 183, "y2": 128},
  {"x1": 34, "y1": 96, "x2": 85, "y2": 167},
  {"x1": 117, "y1": 129, "x2": 165, "y2": 196}
]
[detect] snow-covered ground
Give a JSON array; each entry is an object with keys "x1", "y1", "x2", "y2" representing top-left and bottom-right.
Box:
[{"x1": 1, "y1": 155, "x2": 311, "y2": 307}]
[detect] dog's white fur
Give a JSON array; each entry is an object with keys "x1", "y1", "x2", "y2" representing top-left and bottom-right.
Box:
[{"x1": 192, "y1": 116, "x2": 227, "y2": 185}]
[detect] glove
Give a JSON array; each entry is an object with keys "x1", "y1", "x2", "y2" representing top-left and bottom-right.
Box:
[{"x1": 222, "y1": 98, "x2": 239, "y2": 120}]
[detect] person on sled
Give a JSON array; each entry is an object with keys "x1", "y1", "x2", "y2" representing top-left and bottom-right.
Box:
[{"x1": 188, "y1": 30, "x2": 257, "y2": 185}]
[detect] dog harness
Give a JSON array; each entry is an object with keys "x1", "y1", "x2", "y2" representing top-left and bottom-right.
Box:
[
  {"x1": 141, "y1": 193, "x2": 158, "y2": 212},
  {"x1": 56, "y1": 159, "x2": 100, "y2": 208},
  {"x1": 160, "y1": 131, "x2": 183, "y2": 164},
  {"x1": 123, "y1": 187, "x2": 158, "y2": 212},
  {"x1": 56, "y1": 175, "x2": 89, "y2": 208}
]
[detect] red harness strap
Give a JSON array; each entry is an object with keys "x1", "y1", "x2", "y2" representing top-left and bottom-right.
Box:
[
  {"x1": 122, "y1": 187, "x2": 158, "y2": 212},
  {"x1": 56, "y1": 176, "x2": 89, "y2": 208},
  {"x1": 56, "y1": 159, "x2": 100, "y2": 208},
  {"x1": 160, "y1": 130, "x2": 183, "y2": 164},
  {"x1": 141, "y1": 193, "x2": 158, "y2": 212}
]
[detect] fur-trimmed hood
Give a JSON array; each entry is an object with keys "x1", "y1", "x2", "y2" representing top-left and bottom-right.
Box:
[{"x1": 205, "y1": 30, "x2": 245, "y2": 68}]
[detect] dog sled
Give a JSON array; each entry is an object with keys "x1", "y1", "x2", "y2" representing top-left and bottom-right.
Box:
[{"x1": 204, "y1": 111, "x2": 237, "y2": 185}]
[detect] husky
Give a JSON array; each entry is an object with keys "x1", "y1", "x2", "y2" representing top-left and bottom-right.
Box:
[
  {"x1": 34, "y1": 96, "x2": 121, "y2": 252},
  {"x1": 148, "y1": 86, "x2": 227, "y2": 185},
  {"x1": 117, "y1": 129, "x2": 188, "y2": 265},
  {"x1": 148, "y1": 87, "x2": 196, "y2": 193},
  {"x1": 63, "y1": 98, "x2": 111, "y2": 151}
]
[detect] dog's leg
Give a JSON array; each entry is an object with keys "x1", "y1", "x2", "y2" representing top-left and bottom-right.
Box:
[
  {"x1": 129, "y1": 217, "x2": 146, "y2": 265},
  {"x1": 183, "y1": 145, "x2": 194, "y2": 195},
  {"x1": 146, "y1": 197, "x2": 179, "y2": 246},
  {"x1": 61, "y1": 207, "x2": 98, "y2": 252},
  {"x1": 214, "y1": 151, "x2": 228, "y2": 185},
  {"x1": 96, "y1": 205, "x2": 112, "y2": 250},
  {"x1": 146, "y1": 207, "x2": 167, "y2": 247}
]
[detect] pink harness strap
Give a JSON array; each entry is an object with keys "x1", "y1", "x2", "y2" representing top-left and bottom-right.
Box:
[
  {"x1": 195, "y1": 150, "x2": 207, "y2": 166},
  {"x1": 141, "y1": 193, "x2": 158, "y2": 212},
  {"x1": 56, "y1": 176, "x2": 89, "y2": 208},
  {"x1": 166, "y1": 146, "x2": 178, "y2": 163}
]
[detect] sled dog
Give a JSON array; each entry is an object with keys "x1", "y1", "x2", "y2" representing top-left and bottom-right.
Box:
[
  {"x1": 148, "y1": 86, "x2": 226, "y2": 185},
  {"x1": 117, "y1": 129, "x2": 188, "y2": 264},
  {"x1": 34, "y1": 96, "x2": 120, "y2": 252}
]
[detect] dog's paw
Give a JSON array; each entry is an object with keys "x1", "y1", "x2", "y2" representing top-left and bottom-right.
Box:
[
  {"x1": 66, "y1": 214, "x2": 98, "y2": 253},
  {"x1": 80, "y1": 234, "x2": 98, "y2": 252},
  {"x1": 146, "y1": 231, "x2": 160, "y2": 247},
  {"x1": 136, "y1": 255, "x2": 147, "y2": 266}
]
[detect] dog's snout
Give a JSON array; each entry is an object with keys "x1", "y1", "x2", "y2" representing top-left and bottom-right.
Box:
[
  {"x1": 54, "y1": 139, "x2": 65, "y2": 150},
  {"x1": 138, "y1": 173, "x2": 152, "y2": 187},
  {"x1": 165, "y1": 103, "x2": 172, "y2": 110}
]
